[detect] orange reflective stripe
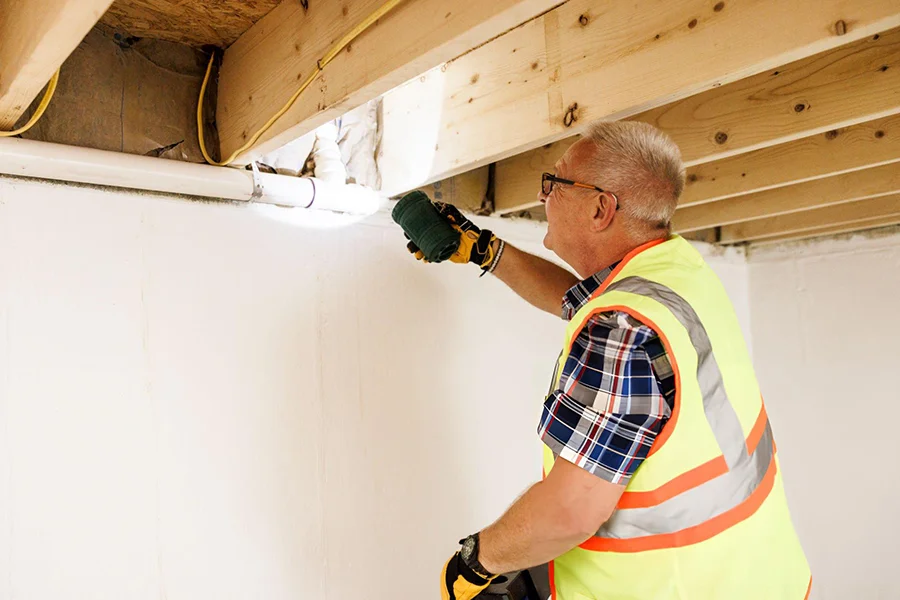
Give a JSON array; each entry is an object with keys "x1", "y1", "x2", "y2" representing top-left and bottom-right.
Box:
[
  {"x1": 594, "y1": 238, "x2": 667, "y2": 298},
  {"x1": 746, "y1": 402, "x2": 769, "y2": 455},
  {"x1": 549, "y1": 560, "x2": 557, "y2": 600},
  {"x1": 578, "y1": 454, "x2": 777, "y2": 553},
  {"x1": 804, "y1": 576, "x2": 812, "y2": 600},
  {"x1": 617, "y1": 455, "x2": 727, "y2": 509}
]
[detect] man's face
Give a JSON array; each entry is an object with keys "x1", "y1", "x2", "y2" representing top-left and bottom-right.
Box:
[{"x1": 542, "y1": 139, "x2": 597, "y2": 260}]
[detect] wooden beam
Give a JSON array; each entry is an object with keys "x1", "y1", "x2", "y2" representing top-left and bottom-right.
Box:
[
  {"x1": 414, "y1": 166, "x2": 490, "y2": 213},
  {"x1": 0, "y1": 0, "x2": 114, "y2": 129},
  {"x1": 673, "y1": 161, "x2": 900, "y2": 232},
  {"x1": 383, "y1": 0, "x2": 900, "y2": 197},
  {"x1": 720, "y1": 193, "x2": 900, "y2": 243},
  {"x1": 216, "y1": 0, "x2": 560, "y2": 165},
  {"x1": 491, "y1": 24, "x2": 900, "y2": 214},
  {"x1": 681, "y1": 228, "x2": 721, "y2": 244},
  {"x1": 680, "y1": 114, "x2": 900, "y2": 207},
  {"x1": 750, "y1": 216, "x2": 900, "y2": 246},
  {"x1": 494, "y1": 141, "x2": 562, "y2": 213}
]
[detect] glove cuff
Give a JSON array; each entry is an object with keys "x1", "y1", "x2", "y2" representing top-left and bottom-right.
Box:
[
  {"x1": 473, "y1": 230, "x2": 498, "y2": 270},
  {"x1": 484, "y1": 239, "x2": 506, "y2": 275}
]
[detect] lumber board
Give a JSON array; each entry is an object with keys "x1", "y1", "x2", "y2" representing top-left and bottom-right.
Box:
[
  {"x1": 382, "y1": 0, "x2": 900, "y2": 197},
  {"x1": 217, "y1": 0, "x2": 560, "y2": 165},
  {"x1": 750, "y1": 216, "x2": 900, "y2": 246},
  {"x1": 100, "y1": 0, "x2": 280, "y2": 48},
  {"x1": 673, "y1": 162, "x2": 900, "y2": 232},
  {"x1": 413, "y1": 167, "x2": 490, "y2": 213},
  {"x1": 0, "y1": 0, "x2": 115, "y2": 129},
  {"x1": 720, "y1": 193, "x2": 900, "y2": 243},
  {"x1": 680, "y1": 114, "x2": 900, "y2": 207},
  {"x1": 681, "y1": 229, "x2": 720, "y2": 244},
  {"x1": 492, "y1": 26, "x2": 900, "y2": 214}
]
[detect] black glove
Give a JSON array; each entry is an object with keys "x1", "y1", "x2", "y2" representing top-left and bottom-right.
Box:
[
  {"x1": 407, "y1": 202, "x2": 499, "y2": 271},
  {"x1": 440, "y1": 551, "x2": 494, "y2": 600}
]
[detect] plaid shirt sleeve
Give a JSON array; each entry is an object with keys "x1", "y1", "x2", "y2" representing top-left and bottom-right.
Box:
[{"x1": 537, "y1": 311, "x2": 673, "y2": 485}]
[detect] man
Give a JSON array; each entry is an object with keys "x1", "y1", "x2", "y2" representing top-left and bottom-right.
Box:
[{"x1": 405, "y1": 121, "x2": 810, "y2": 600}]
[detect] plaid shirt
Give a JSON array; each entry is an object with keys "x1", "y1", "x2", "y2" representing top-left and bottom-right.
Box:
[{"x1": 537, "y1": 264, "x2": 676, "y2": 484}]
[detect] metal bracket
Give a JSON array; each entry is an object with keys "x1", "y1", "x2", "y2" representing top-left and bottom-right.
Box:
[{"x1": 249, "y1": 161, "x2": 264, "y2": 202}]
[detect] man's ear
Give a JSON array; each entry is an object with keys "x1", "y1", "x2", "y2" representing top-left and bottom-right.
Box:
[{"x1": 589, "y1": 192, "x2": 616, "y2": 233}]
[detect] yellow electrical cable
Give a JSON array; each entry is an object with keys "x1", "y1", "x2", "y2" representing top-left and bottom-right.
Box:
[
  {"x1": 0, "y1": 69, "x2": 60, "y2": 137},
  {"x1": 198, "y1": 0, "x2": 406, "y2": 166}
]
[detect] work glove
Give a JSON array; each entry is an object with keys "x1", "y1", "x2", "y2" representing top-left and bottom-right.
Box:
[
  {"x1": 440, "y1": 551, "x2": 495, "y2": 600},
  {"x1": 407, "y1": 202, "x2": 499, "y2": 271}
]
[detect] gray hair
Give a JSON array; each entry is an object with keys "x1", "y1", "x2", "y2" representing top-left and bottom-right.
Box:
[{"x1": 582, "y1": 121, "x2": 685, "y2": 235}]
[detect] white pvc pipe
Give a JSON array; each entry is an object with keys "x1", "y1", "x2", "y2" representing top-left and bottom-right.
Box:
[
  {"x1": 0, "y1": 137, "x2": 382, "y2": 216},
  {"x1": 313, "y1": 122, "x2": 347, "y2": 184}
]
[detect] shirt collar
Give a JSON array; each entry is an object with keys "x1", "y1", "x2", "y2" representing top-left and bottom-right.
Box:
[{"x1": 561, "y1": 261, "x2": 621, "y2": 320}]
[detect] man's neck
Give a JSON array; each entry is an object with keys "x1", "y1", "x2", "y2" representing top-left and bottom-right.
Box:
[
  {"x1": 575, "y1": 234, "x2": 668, "y2": 279},
  {"x1": 575, "y1": 239, "x2": 639, "y2": 279}
]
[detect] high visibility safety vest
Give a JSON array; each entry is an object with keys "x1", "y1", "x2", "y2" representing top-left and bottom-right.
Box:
[{"x1": 543, "y1": 236, "x2": 811, "y2": 600}]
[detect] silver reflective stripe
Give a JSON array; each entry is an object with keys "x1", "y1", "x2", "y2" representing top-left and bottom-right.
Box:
[
  {"x1": 603, "y1": 277, "x2": 746, "y2": 469},
  {"x1": 592, "y1": 276, "x2": 771, "y2": 540}
]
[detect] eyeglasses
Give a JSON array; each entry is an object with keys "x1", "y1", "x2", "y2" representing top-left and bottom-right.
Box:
[{"x1": 541, "y1": 172, "x2": 619, "y2": 209}]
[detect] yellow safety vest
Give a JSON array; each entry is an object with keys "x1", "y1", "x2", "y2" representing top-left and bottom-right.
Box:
[{"x1": 543, "y1": 236, "x2": 811, "y2": 600}]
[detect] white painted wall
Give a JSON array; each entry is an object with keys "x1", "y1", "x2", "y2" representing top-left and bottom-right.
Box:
[
  {"x1": 0, "y1": 177, "x2": 751, "y2": 600},
  {"x1": 748, "y1": 231, "x2": 900, "y2": 600}
]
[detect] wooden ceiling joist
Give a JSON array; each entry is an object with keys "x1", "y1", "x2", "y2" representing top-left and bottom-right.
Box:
[
  {"x1": 679, "y1": 114, "x2": 900, "y2": 208},
  {"x1": 751, "y1": 216, "x2": 900, "y2": 246},
  {"x1": 719, "y1": 193, "x2": 900, "y2": 243},
  {"x1": 673, "y1": 161, "x2": 900, "y2": 232},
  {"x1": 380, "y1": 0, "x2": 900, "y2": 198},
  {"x1": 0, "y1": 0, "x2": 115, "y2": 129},
  {"x1": 492, "y1": 25, "x2": 900, "y2": 214},
  {"x1": 216, "y1": 0, "x2": 560, "y2": 165}
]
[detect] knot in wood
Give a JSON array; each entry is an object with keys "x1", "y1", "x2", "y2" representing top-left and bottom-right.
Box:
[
  {"x1": 714, "y1": 131, "x2": 728, "y2": 144},
  {"x1": 564, "y1": 103, "x2": 579, "y2": 128}
]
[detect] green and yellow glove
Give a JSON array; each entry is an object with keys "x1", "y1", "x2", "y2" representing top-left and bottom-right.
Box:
[
  {"x1": 407, "y1": 202, "x2": 500, "y2": 272},
  {"x1": 440, "y1": 551, "x2": 495, "y2": 600}
]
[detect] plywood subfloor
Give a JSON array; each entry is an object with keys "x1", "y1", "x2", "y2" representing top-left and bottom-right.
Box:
[{"x1": 100, "y1": 0, "x2": 281, "y2": 47}]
